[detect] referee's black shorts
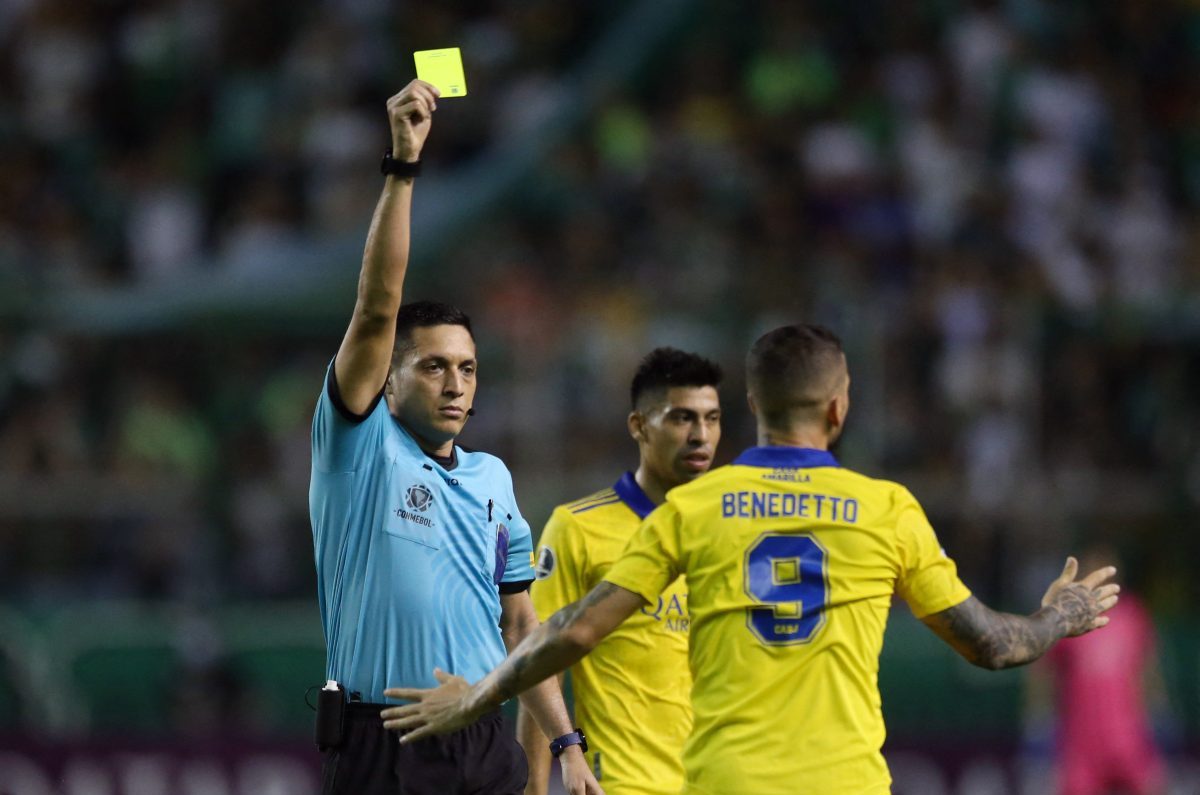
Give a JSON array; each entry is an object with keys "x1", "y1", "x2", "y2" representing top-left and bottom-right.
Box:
[{"x1": 320, "y1": 702, "x2": 528, "y2": 795}]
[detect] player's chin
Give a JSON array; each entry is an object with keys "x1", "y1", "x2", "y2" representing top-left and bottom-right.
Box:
[{"x1": 677, "y1": 455, "x2": 713, "y2": 478}]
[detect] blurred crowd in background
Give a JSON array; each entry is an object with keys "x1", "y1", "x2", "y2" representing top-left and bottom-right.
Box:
[{"x1": 1, "y1": 0, "x2": 1199, "y2": 716}]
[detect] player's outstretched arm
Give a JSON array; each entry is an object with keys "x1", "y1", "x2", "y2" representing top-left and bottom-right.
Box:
[
  {"x1": 921, "y1": 557, "x2": 1119, "y2": 670},
  {"x1": 381, "y1": 582, "x2": 644, "y2": 741},
  {"x1": 334, "y1": 79, "x2": 440, "y2": 415}
]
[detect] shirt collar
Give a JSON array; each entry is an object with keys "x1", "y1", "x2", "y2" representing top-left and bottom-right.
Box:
[
  {"x1": 731, "y1": 447, "x2": 839, "y2": 469},
  {"x1": 613, "y1": 471, "x2": 657, "y2": 519}
]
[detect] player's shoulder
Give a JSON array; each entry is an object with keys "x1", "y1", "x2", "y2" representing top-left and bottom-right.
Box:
[
  {"x1": 539, "y1": 486, "x2": 624, "y2": 553},
  {"x1": 659, "y1": 465, "x2": 732, "y2": 510},
  {"x1": 828, "y1": 464, "x2": 905, "y2": 489},
  {"x1": 827, "y1": 465, "x2": 922, "y2": 510},
  {"x1": 664, "y1": 463, "x2": 749, "y2": 497},
  {"x1": 559, "y1": 486, "x2": 622, "y2": 516}
]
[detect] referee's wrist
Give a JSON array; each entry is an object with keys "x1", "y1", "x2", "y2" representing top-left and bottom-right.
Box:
[
  {"x1": 549, "y1": 727, "x2": 587, "y2": 758},
  {"x1": 557, "y1": 743, "x2": 586, "y2": 762},
  {"x1": 381, "y1": 148, "x2": 422, "y2": 179}
]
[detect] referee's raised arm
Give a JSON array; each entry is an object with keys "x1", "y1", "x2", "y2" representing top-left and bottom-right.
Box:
[{"x1": 334, "y1": 80, "x2": 440, "y2": 415}]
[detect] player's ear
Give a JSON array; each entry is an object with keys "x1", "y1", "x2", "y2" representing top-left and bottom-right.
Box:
[
  {"x1": 824, "y1": 395, "x2": 845, "y2": 435},
  {"x1": 628, "y1": 411, "x2": 645, "y2": 443}
]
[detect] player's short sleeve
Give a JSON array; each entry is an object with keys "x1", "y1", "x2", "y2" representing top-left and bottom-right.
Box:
[
  {"x1": 311, "y1": 361, "x2": 387, "y2": 473},
  {"x1": 603, "y1": 501, "x2": 683, "y2": 604},
  {"x1": 530, "y1": 508, "x2": 587, "y2": 622},
  {"x1": 894, "y1": 488, "x2": 972, "y2": 618}
]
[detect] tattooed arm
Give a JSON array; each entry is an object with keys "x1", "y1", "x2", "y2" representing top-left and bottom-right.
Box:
[
  {"x1": 921, "y1": 557, "x2": 1120, "y2": 670},
  {"x1": 381, "y1": 582, "x2": 645, "y2": 741}
]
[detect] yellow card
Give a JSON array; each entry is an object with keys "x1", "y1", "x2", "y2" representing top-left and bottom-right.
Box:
[{"x1": 414, "y1": 48, "x2": 468, "y2": 98}]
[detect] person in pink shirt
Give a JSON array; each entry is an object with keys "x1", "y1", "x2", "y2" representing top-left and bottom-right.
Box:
[{"x1": 1042, "y1": 547, "x2": 1168, "y2": 795}]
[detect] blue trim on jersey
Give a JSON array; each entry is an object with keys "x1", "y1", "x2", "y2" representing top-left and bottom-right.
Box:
[
  {"x1": 613, "y1": 471, "x2": 656, "y2": 519},
  {"x1": 572, "y1": 496, "x2": 622, "y2": 514},
  {"x1": 732, "y1": 447, "x2": 840, "y2": 469},
  {"x1": 567, "y1": 490, "x2": 617, "y2": 511}
]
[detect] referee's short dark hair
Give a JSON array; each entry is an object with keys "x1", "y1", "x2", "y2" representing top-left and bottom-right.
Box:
[
  {"x1": 630, "y1": 348, "x2": 723, "y2": 410},
  {"x1": 394, "y1": 300, "x2": 474, "y2": 354},
  {"x1": 746, "y1": 324, "x2": 846, "y2": 425}
]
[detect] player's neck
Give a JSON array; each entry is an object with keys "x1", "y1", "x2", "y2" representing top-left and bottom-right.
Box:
[
  {"x1": 633, "y1": 466, "x2": 671, "y2": 506},
  {"x1": 757, "y1": 426, "x2": 829, "y2": 450}
]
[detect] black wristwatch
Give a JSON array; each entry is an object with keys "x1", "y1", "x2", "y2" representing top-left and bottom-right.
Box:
[
  {"x1": 380, "y1": 148, "x2": 422, "y2": 178},
  {"x1": 548, "y1": 728, "x2": 587, "y2": 758}
]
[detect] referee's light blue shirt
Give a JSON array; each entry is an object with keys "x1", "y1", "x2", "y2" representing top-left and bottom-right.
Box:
[{"x1": 309, "y1": 364, "x2": 535, "y2": 703}]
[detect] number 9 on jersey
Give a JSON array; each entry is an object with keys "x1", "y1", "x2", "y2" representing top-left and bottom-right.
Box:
[{"x1": 744, "y1": 533, "x2": 829, "y2": 645}]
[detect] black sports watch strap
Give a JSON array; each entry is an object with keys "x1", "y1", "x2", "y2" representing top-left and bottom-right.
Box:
[
  {"x1": 549, "y1": 728, "x2": 587, "y2": 758},
  {"x1": 380, "y1": 148, "x2": 422, "y2": 178}
]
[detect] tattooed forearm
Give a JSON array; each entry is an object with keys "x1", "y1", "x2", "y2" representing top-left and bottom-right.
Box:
[
  {"x1": 922, "y1": 559, "x2": 1115, "y2": 670},
  {"x1": 921, "y1": 590, "x2": 1101, "y2": 670},
  {"x1": 921, "y1": 598, "x2": 1056, "y2": 669},
  {"x1": 472, "y1": 582, "x2": 623, "y2": 711}
]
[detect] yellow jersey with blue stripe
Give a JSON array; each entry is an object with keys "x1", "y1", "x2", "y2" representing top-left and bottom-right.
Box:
[
  {"x1": 603, "y1": 447, "x2": 972, "y2": 795},
  {"x1": 531, "y1": 473, "x2": 690, "y2": 795}
]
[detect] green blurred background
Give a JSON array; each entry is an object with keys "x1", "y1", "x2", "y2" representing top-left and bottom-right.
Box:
[{"x1": 2, "y1": 0, "x2": 1199, "y2": 792}]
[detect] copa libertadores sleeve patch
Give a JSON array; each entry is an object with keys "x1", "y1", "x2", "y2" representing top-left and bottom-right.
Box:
[{"x1": 534, "y1": 546, "x2": 556, "y2": 579}]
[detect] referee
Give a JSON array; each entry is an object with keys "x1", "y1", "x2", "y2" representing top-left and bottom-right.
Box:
[{"x1": 308, "y1": 81, "x2": 601, "y2": 795}]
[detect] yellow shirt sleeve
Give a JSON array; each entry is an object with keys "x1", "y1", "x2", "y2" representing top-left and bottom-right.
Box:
[
  {"x1": 530, "y1": 507, "x2": 587, "y2": 623},
  {"x1": 894, "y1": 488, "x2": 972, "y2": 618},
  {"x1": 603, "y1": 502, "x2": 682, "y2": 604}
]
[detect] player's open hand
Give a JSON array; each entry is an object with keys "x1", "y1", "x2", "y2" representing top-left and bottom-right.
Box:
[
  {"x1": 381, "y1": 668, "x2": 478, "y2": 741},
  {"x1": 388, "y1": 80, "x2": 439, "y2": 163},
  {"x1": 559, "y1": 745, "x2": 605, "y2": 795},
  {"x1": 1040, "y1": 556, "x2": 1120, "y2": 637}
]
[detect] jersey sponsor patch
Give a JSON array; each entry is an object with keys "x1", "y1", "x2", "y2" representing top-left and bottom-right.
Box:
[{"x1": 534, "y1": 546, "x2": 556, "y2": 579}]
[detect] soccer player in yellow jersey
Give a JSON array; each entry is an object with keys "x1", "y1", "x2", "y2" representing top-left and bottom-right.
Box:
[
  {"x1": 516, "y1": 348, "x2": 723, "y2": 795},
  {"x1": 384, "y1": 323, "x2": 1121, "y2": 795}
]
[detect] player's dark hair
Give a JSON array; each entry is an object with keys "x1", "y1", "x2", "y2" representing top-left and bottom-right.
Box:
[
  {"x1": 393, "y1": 300, "x2": 474, "y2": 355},
  {"x1": 630, "y1": 348, "x2": 723, "y2": 409},
  {"x1": 746, "y1": 324, "x2": 846, "y2": 425}
]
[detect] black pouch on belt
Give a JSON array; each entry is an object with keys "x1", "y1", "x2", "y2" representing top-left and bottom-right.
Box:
[{"x1": 315, "y1": 681, "x2": 346, "y2": 750}]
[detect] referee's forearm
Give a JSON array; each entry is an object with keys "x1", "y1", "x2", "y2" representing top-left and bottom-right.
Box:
[
  {"x1": 517, "y1": 674, "x2": 575, "y2": 737},
  {"x1": 355, "y1": 178, "x2": 414, "y2": 318},
  {"x1": 517, "y1": 703, "x2": 554, "y2": 795}
]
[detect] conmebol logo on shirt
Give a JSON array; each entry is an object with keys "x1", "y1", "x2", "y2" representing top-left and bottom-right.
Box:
[{"x1": 405, "y1": 484, "x2": 434, "y2": 512}]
